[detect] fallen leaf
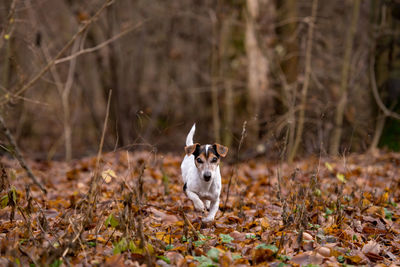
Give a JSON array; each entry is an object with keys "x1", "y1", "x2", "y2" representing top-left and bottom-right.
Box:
[
  {"x1": 362, "y1": 240, "x2": 381, "y2": 255},
  {"x1": 149, "y1": 207, "x2": 179, "y2": 224},
  {"x1": 336, "y1": 173, "x2": 346, "y2": 183},
  {"x1": 302, "y1": 232, "x2": 313, "y2": 241},
  {"x1": 101, "y1": 169, "x2": 116, "y2": 183},
  {"x1": 316, "y1": 246, "x2": 331, "y2": 257}
]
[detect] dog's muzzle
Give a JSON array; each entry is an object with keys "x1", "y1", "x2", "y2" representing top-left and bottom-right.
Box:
[{"x1": 203, "y1": 171, "x2": 212, "y2": 182}]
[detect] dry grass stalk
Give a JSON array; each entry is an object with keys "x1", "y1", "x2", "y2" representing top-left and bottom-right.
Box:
[
  {"x1": 87, "y1": 90, "x2": 112, "y2": 209},
  {"x1": 221, "y1": 121, "x2": 247, "y2": 217},
  {"x1": 132, "y1": 163, "x2": 154, "y2": 266},
  {"x1": 134, "y1": 164, "x2": 146, "y2": 248},
  {"x1": 180, "y1": 208, "x2": 201, "y2": 240}
]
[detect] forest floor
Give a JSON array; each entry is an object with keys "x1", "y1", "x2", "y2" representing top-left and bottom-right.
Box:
[{"x1": 0, "y1": 150, "x2": 400, "y2": 266}]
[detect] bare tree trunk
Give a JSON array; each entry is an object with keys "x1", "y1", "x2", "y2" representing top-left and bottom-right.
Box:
[
  {"x1": 245, "y1": 0, "x2": 271, "y2": 144},
  {"x1": 210, "y1": 10, "x2": 221, "y2": 143},
  {"x1": 1, "y1": 0, "x2": 16, "y2": 97},
  {"x1": 219, "y1": 12, "x2": 234, "y2": 147},
  {"x1": 276, "y1": 0, "x2": 298, "y2": 159},
  {"x1": 224, "y1": 80, "x2": 233, "y2": 147},
  {"x1": 277, "y1": 0, "x2": 298, "y2": 84},
  {"x1": 330, "y1": 0, "x2": 361, "y2": 156},
  {"x1": 62, "y1": 38, "x2": 80, "y2": 161},
  {"x1": 288, "y1": 0, "x2": 318, "y2": 163},
  {"x1": 369, "y1": 113, "x2": 385, "y2": 152},
  {"x1": 29, "y1": 2, "x2": 80, "y2": 161}
]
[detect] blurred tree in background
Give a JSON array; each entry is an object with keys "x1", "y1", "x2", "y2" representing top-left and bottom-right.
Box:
[{"x1": 0, "y1": 0, "x2": 399, "y2": 161}]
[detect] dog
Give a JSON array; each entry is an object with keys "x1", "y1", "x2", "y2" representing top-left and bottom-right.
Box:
[{"x1": 181, "y1": 124, "x2": 228, "y2": 222}]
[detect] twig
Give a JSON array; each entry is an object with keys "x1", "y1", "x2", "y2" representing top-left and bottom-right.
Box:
[
  {"x1": 180, "y1": 208, "x2": 200, "y2": 239},
  {"x1": 220, "y1": 121, "x2": 247, "y2": 217},
  {"x1": 0, "y1": 162, "x2": 10, "y2": 193},
  {"x1": 0, "y1": 0, "x2": 115, "y2": 106},
  {"x1": 0, "y1": 113, "x2": 46, "y2": 193},
  {"x1": 134, "y1": 164, "x2": 146, "y2": 248},
  {"x1": 369, "y1": 53, "x2": 400, "y2": 120},
  {"x1": 18, "y1": 246, "x2": 39, "y2": 267},
  {"x1": 55, "y1": 20, "x2": 147, "y2": 65},
  {"x1": 104, "y1": 228, "x2": 117, "y2": 248}
]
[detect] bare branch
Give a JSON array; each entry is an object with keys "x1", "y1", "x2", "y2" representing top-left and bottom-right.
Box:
[
  {"x1": 370, "y1": 53, "x2": 400, "y2": 120},
  {"x1": 54, "y1": 20, "x2": 146, "y2": 65},
  {"x1": 0, "y1": 0, "x2": 115, "y2": 106}
]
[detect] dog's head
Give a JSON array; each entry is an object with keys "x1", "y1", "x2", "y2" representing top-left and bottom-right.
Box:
[{"x1": 184, "y1": 143, "x2": 228, "y2": 182}]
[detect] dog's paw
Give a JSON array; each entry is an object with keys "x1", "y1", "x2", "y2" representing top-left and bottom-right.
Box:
[
  {"x1": 205, "y1": 200, "x2": 211, "y2": 210},
  {"x1": 202, "y1": 217, "x2": 214, "y2": 223},
  {"x1": 194, "y1": 202, "x2": 205, "y2": 212}
]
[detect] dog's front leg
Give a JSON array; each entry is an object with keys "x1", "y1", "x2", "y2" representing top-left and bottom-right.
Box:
[
  {"x1": 204, "y1": 200, "x2": 211, "y2": 211},
  {"x1": 203, "y1": 198, "x2": 219, "y2": 222},
  {"x1": 186, "y1": 190, "x2": 205, "y2": 211}
]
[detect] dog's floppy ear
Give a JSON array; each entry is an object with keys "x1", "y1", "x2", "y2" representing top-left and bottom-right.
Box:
[
  {"x1": 213, "y1": 143, "x2": 228, "y2": 157},
  {"x1": 185, "y1": 143, "x2": 200, "y2": 155}
]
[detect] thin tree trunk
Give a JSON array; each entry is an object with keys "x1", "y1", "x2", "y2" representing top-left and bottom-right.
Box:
[
  {"x1": 219, "y1": 13, "x2": 234, "y2": 147},
  {"x1": 210, "y1": 10, "x2": 221, "y2": 143},
  {"x1": 245, "y1": 0, "x2": 271, "y2": 144},
  {"x1": 288, "y1": 0, "x2": 318, "y2": 163},
  {"x1": 277, "y1": 0, "x2": 299, "y2": 84},
  {"x1": 62, "y1": 38, "x2": 80, "y2": 161},
  {"x1": 277, "y1": 0, "x2": 298, "y2": 159},
  {"x1": 329, "y1": 0, "x2": 361, "y2": 156},
  {"x1": 1, "y1": 0, "x2": 16, "y2": 98},
  {"x1": 369, "y1": 114, "x2": 385, "y2": 152},
  {"x1": 224, "y1": 80, "x2": 233, "y2": 147}
]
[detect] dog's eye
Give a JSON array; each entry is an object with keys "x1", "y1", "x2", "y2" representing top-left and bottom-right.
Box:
[
  {"x1": 211, "y1": 157, "x2": 218, "y2": 163},
  {"x1": 196, "y1": 158, "x2": 203, "y2": 164}
]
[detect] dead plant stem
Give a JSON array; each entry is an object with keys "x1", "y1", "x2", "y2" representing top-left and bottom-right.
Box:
[
  {"x1": 0, "y1": 113, "x2": 46, "y2": 193},
  {"x1": 88, "y1": 89, "x2": 112, "y2": 210},
  {"x1": 221, "y1": 121, "x2": 247, "y2": 217}
]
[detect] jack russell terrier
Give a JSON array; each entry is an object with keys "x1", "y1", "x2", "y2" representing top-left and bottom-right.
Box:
[{"x1": 181, "y1": 124, "x2": 228, "y2": 222}]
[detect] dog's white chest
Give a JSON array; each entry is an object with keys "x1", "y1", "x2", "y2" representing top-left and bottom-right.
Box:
[{"x1": 197, "y1": 188, "x2": 218, "y2": 201}]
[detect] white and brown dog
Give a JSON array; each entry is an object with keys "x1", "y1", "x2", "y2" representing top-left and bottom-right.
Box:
[{"x1": 181, "y1": 124, "x2": 228, "y2": 222}]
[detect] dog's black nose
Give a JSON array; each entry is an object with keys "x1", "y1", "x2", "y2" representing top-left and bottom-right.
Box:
[
  {"x1": 203, "y1": 172, "x2": 211, "y2": 181},
  {"x1": 203, "y1": 172, "x2": 211, "y2": 182}
]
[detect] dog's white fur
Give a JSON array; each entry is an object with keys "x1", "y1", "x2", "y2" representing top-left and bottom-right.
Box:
[{"x1": 181, "y1": 124, "x2": 221, "y2": 222}]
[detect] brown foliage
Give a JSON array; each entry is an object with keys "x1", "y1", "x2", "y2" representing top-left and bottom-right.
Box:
[{"x1": 0, "y1": 150, "x2": 400, "y2": 265}]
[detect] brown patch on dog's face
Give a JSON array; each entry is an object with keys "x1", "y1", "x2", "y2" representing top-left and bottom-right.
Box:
[{"x1": 192, "y1": 144, "x2": 223, "y2": 182}]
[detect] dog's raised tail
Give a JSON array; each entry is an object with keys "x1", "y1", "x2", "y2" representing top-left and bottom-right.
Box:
[{"x1": 186, "y1": 123, "x2": 196, "y2": 146}]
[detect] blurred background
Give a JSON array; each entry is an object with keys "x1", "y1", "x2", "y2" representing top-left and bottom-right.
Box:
[{"x1": 0, "y1": 0, "x2": 400, "y2": 161}]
